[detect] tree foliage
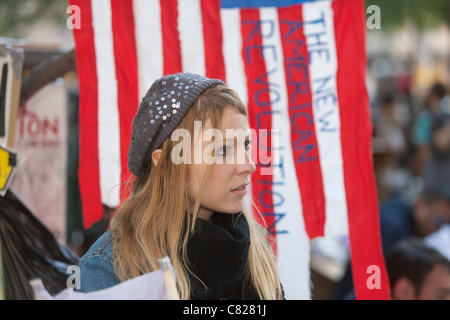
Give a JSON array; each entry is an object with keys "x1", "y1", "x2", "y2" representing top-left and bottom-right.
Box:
[
  {"x1": 366, "y1": 0, "x2": 450, "y2": 30},
  {"x1": 1, "y1": 1, "x2": 449, "y2": 38},
  {"x1": 0, "y1": 0, "x2": 67, "y2": 38}
]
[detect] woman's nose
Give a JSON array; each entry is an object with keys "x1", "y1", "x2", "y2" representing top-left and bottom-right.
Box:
[{"x1": 235, "y1": 149, "x2": 256, "y2": 175}]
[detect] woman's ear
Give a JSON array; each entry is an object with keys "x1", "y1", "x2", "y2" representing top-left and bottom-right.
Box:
[
  {"x1": 391, "y1": 277, "x2": 416, "y2": 300},
  {"x1": 152, "y1": 149, "x2": 163, "y2": 167}
]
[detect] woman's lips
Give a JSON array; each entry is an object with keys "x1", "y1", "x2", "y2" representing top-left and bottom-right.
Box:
[{"x1": 231, "y1": 183, "x2": 248, "y2": 196}]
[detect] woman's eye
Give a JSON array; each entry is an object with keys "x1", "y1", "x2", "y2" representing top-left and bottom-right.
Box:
[
  {"x1": 216, "y1": 145, "x2": 228, "y2": 156},
  {"x1": 216, "y1": 140, "x2": 251, "y2": 157},
  {"x1": 245, "y1": 139, "x2": 251, "y2": 151}
]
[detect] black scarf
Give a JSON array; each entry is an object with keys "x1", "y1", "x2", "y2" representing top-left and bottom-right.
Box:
[{"x1": 186, "y1": 212, "x2": 260, "y2": 300}]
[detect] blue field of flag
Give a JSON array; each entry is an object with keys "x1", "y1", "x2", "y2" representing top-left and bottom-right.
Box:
[{"x1": 221, "y1": 0, "x2": 323, "y2": 9}]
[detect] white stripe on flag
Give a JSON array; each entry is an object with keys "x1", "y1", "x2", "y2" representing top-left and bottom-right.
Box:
[
  {"x1": 221, "y1": 8, "x2": 248, "y2": 108},
  {"x1": 92, "y1": 0, "x2": 121, "y2": 207},
  {"x1": 178, "y1": 0, "x2": 205, "y2": 74},
  {"x1": 133, "y1": 0, "x2": 164, "y2": 99},
  {"x1": 260, "y1": 7, "x2": 311, "y2": 300},
  {"x1": 303, "y1": 2, "x2": 348, "y2": 236}
]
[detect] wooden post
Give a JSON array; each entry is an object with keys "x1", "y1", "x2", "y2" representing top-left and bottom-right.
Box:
[
  {"x1": 0, "y1": 45, "x2": 24, "y2": 150},
  {"x1": 158, "y1": 256, "x2": 180, "y2": 300}
]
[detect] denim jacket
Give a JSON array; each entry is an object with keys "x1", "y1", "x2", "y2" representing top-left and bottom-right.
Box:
[{"x1": 78, "y1": 230, "x2": 120, "y2": 292}]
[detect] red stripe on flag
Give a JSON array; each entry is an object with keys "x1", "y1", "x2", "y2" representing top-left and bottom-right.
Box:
[
  {"x1": 240, "y1": 9, "x2": 277, "y2": 253},
  {"x1": 160, "y1": 0, "x2": 183, "y2": 75},
  {"x1": 278, "y1": 5, "x2": 326, "y2": 239},
  {"x1": 200, "y1": 0, "x2": 226, "y2": 81},
  {"x1": 70, "y1": 0, "x2": 103, "y2": 229},
  {"x1": 110, "y1": 0, "x2": 139, "y2": 201},
  {"x1": 333, "y1": 0, "x2": 391, "y2": 299}
]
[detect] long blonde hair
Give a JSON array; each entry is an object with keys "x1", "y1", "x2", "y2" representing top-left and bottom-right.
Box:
[{"x1": 110, "y1": 85, "x2": 283, "y2": 299}]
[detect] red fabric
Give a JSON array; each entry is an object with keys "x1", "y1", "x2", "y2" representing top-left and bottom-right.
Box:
[
  {"x1": 70, "y1": 0, "x2": 103, "y2": 228},
  {"x1": 278, "y1": 5, "x2": 325, "y2": 239},
  {"x1": 110, "y1": 0, "x2": 139, "y2": 201},
  {"x1": 333, "y1": 0, "x2": 391, "y2": 299},
  {"x1": 160, "y1": 0, "x2": 183, "y2": 75},
  {"x1": 240, "y1": 8, "x2": 278, "y2": 253},
  {"x1": 201, "y1": 0, "x2": 226, "y2": 81}
]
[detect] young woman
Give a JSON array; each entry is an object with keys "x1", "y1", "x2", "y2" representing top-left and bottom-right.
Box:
[{"x1": 79, "y1": 73, "x2": 284, "y2": 300}]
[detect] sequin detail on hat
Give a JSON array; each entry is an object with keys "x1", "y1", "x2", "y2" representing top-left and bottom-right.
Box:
[{"x1": 128, "y1": 73, "x2": 226, "y2": 177}]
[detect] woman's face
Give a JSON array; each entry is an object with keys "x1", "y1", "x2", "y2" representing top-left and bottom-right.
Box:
[{"x1": 187, "y1": 106, "x2": 256, "y2": 220}]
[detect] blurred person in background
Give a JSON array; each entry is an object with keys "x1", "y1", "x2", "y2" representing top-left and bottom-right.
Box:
[
  {"x1": 412, "y1": 82, "x2": 447, "y2": 176},
  {"x1": 373, "y1": 93, "x2": 407, "y2": 156},
  {"x1": 385, "y1": 237, "x2": 450, "y2": 300},
  {"x1": 378, "y1": 188, "x2": 450, "y2": 253},
  {"x1": 372, "y1": 93, "x2": 408, "y2": 201},
  {"x1": 423, "y1": 91, "x2": 450, "y2": 206},
  {"x1": 333, "y1": 188, "x2": 450, "y2": 299}
]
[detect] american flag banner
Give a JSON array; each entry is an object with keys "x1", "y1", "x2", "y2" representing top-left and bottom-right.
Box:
[{"x1": 70, "y1": 0, "x2": 391, "y2": 299}]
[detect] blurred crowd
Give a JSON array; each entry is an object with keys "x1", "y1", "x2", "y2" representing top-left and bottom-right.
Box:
[
  {"x1": 372, "y1": 82, "x2": 450, "y2": 200},
  {"x1": 332, "y1": 81, "x2": 450, "y2": 300}
]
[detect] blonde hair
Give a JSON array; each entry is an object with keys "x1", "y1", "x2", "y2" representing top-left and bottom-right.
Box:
[{"x1": 110, "y1": 85, "x2": 283, "y2": 300}]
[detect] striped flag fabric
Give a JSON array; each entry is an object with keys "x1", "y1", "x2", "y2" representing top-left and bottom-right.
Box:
[{"x1": 70, "y1": 0, "x2": 391, "y2": 299}]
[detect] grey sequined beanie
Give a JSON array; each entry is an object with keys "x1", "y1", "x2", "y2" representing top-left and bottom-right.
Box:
[{"x1": 128, "y1": 73, "x2": 226, "y2": 177}]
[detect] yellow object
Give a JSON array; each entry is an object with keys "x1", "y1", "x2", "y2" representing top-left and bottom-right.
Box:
[{"x1": 0, "y1": 146, "x2": 16, "y2": 194}]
